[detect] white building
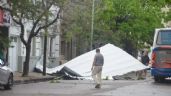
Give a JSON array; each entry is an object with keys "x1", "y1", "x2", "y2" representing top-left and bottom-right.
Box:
[
  {"x1": 0, "y1": 0, "x2": 61, "y2": 72},
  {"x1": 8, "y1": 20, "x2": 61, "y2": 72}
]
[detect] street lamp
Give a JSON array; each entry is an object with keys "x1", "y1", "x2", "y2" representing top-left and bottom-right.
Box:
[{"x1": 90, "y1": 0, "x2": 95, "y2": 50}]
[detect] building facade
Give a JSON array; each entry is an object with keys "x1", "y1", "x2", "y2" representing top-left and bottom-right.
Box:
[{"x1": 0, "y1": 0, "x2": 61, "y2": 72}]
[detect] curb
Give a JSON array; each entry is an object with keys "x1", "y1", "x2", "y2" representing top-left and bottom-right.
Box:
[{"x1": 14, "y1": 77, "x2": 55, "y2": 85}]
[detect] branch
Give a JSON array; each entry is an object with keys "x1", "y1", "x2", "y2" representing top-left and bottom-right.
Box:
[
  {"x1": 20, "y1": 23, "x2": 27, "y2": 46},
  {"x1": 30, "y1": 2, "x2": 54, "y2": 35},
  {"x1": 18, "y1": 13, "x2": 27, "y2": 46},
  {"x1": 0, "y1": 6, "x2": 10, "y2": 12},
  {"x1": 0, "y1": 6, "x2": 19, "y2": 25},
  {"x1": 1, "y1": 6, "x2": 24, "y2": 27},
  {"x1": 34, "y1": 8, "x2": 61, "y2": 36},
  {"x1": 12, "y1": 18, "x2": 20, "y2": 25},
  {"x1": 1, "y1": 5, "x2": 28, "y2": 46}
]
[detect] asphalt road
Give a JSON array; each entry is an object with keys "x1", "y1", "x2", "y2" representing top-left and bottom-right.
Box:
[{"x1": 0, "y1": 79, "x2": 171, "y2": 96}]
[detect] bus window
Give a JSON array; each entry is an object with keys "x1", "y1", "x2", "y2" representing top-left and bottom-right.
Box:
[{"x1": 157, "y1": 30, "x2": 171, "y2": 45}]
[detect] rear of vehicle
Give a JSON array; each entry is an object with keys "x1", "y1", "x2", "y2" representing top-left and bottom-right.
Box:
[
  {"x1": 151, "y1": 47, "x2": 171, "y2": 82},
  {"x1": 151, "y1": 28, "x2": 171, "y2": 82}
]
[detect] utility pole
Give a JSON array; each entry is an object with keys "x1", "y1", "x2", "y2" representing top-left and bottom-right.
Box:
[
  {"x1": 43, "y1": 27, "x2": 47, "y2": 76},
  {"x1": 43, "y1": 0, "x2": 48, "y2": 76},
  {"x1": 90, "y1": 0, "x2": 95, "y2": 50}
]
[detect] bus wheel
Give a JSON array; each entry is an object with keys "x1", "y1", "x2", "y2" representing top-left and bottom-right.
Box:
[
  {"x1": 154, "y1": 76, "x2": 159, "y2": 82},
  {"x1": 154, "y1": 76, "x2": 165, "y2": 83}
]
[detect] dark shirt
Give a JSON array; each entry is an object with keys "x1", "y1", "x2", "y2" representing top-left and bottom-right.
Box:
[{"x1": 141, "y1": 55, "x2": 149, "y2": 66}]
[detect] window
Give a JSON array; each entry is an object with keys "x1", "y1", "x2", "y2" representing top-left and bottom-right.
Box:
[{"x1": 157, "y1": 30, "x2": 171, "y2": 45}]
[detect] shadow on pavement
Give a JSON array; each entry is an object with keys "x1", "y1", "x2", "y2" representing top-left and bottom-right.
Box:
[
  {"x1": 152, "y1": 79, "x2": 171, "y2": 85},
  {"x1": 0, "y1": 86, "x2": 10, "y2": 91}
]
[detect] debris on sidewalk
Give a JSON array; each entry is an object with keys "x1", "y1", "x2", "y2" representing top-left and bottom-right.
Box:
[
  {"x1": 14, "y1": 72, "x2": 55, "y2": 84},
  {"x1": 35, "y1": 44, "x2": 148, "y2": 80}
]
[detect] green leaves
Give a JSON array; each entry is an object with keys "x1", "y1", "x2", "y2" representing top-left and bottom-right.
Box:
[
  {"x1": 0, "y1": 33, "x2": 10, "y2": 48},
  {"x1": 99, "y1": 0, "x2": 165, "y2": 47},
  {"x1": 83, "y1": 0, "x2": 168, "y2": 56},
  {"x1": 61, "y1": 0, "x2": 170, "y2": 56}
]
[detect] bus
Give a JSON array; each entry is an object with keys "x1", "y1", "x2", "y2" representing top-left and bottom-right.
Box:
[{"x1": 151, "y1": 28, "x2": 171, "y2": 82}]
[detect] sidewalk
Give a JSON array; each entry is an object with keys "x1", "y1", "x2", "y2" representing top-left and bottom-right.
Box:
[
  {"x1": 14, "y1": 72, "x2": 55, "y2": 84},
  {"x1": 13, "y1": 71, "x2": 152, "y2": 85}
]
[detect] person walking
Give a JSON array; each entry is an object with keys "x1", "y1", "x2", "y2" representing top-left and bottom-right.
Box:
[
  {"x1": 91, "y1": 48, "x2": 104, "y2": 88},
  {"x1": 141, "y1": 50, "x2": 150, "y2": 78},
  {"x1": 137, "y1": 50, "x2": 150, "y2": 80},
  {"x1": 136, "y1": 51, "x2": 143, "y2": 80}
]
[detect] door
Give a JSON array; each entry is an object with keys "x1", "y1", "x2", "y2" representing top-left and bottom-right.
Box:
[
  {"x1": 0, "y1": 65, "x2": 8, "y2": 84},
  {"x1": 9, "y1": 37, "x2": 18, "y2": 71}
]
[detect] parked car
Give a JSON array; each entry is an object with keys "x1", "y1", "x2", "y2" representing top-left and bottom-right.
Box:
[{"x1": 0, "y1": 59, "x2": 13, "y2": 89}]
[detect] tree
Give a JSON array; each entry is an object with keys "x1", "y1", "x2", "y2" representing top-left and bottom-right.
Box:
[
  {"x1": 59, "y1": 0, "x2": 169, "y2": 58},
  {"x1": 0, "y1": 32, "x2": 9, "y2": 49},
  {"x1": 95, "y1": 0, "x2": 165, "y2": 56},
  {"x1": 0, "y1": 31, "x2": 10, "y2": 60},
  {"x1": 2, "y1": 0, "x2": 64, "y2": 76},
  {"x1": 61, "y1": 0, "x2": 93, "y2": 57},
  {"x1": 61, "y1": 0, "x2": 106, "y2": 58}
]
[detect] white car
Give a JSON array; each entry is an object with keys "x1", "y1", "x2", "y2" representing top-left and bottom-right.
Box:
[{"x1": 0, "y1": 59, "x2": 13, "y2": 90}]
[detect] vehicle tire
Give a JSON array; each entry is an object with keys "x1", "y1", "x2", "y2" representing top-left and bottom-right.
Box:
[
  {"x1": 4, "y1": 74, "x2": 13, "y2": 90},
  {"x1": 154, "y1": 76, "x2": 160, "y2": 82},
  {"x1": 154, "y1": 76, "x2": 165, "y2": 83},
  {"x1": 159, "y1": 77, "x2": 165, "y2": 82}
]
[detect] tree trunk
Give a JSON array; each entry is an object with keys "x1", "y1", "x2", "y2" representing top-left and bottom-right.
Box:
[{"x1": 22, "y1": 44, "x2": 31, "y2": 77}]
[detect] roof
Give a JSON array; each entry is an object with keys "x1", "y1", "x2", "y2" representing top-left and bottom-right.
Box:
[{"x1": 36, "y1": 43, "x2": 148, "y2": 79}]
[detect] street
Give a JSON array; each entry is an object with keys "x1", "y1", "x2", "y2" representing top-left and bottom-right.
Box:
[
  {"x1": 0, "y1": 79, "x2": 171, "y2": 96},
  {"x1": 0, "y1": 1, "x2": 171, "y2": 96}
]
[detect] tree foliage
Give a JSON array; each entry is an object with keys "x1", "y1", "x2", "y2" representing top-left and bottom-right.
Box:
[
  {"x1": 94, "y1": 0, "x2": 166, "y2": 56},
  {"x1": 62, "y1": 0, "x2": 167, "y2": 56},
  {"x1": 62, "y1": 0, "x2": 93, "y2": 55},
  {"x1": 0, "y1": 32, "x2": 10, "y2": 49}
]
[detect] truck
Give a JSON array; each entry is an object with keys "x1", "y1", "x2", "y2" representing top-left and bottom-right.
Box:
[{"x1": 151, "y1": 28, "x2": 171, "y2": 82}]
